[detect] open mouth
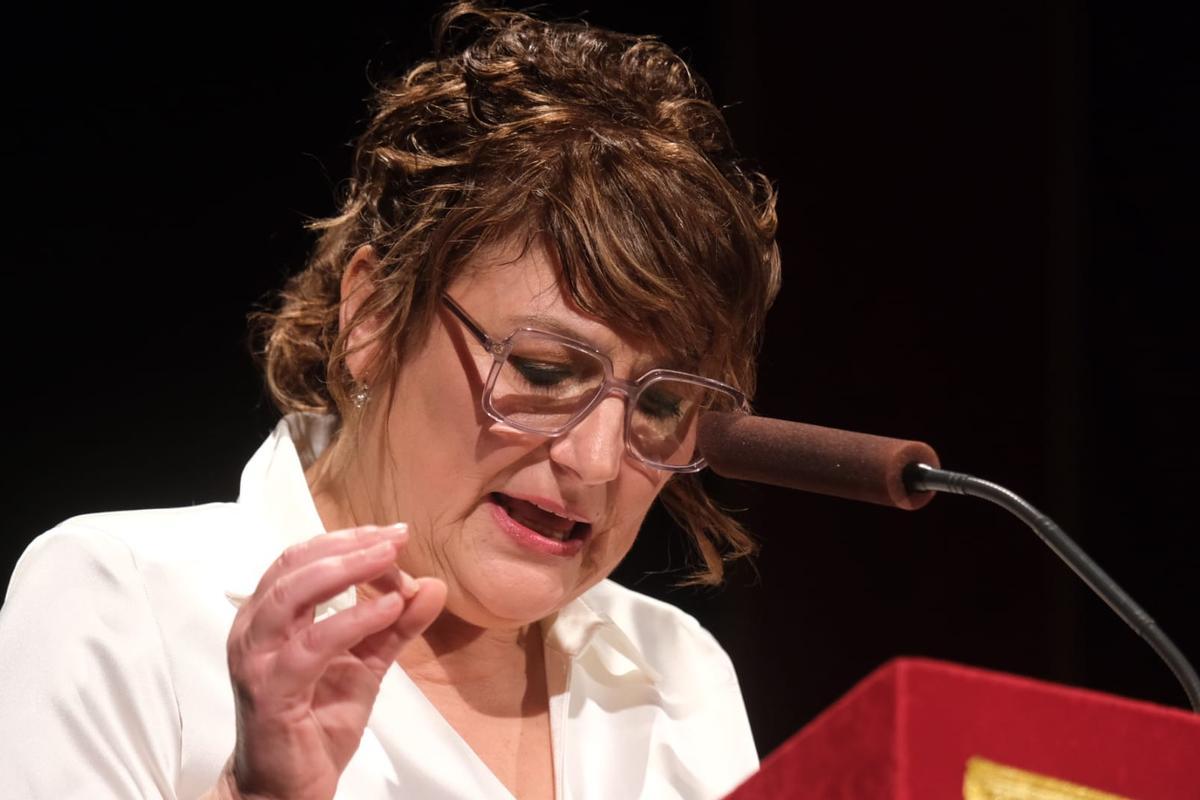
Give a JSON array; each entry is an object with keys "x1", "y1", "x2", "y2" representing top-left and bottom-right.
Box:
[{"x1": 490, "y1": 492, "x2": 591, "y2": 543}]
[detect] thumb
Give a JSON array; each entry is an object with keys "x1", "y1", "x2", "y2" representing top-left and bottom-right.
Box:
[
  {"x1": 352, "y1": 578, "x2": 447, "y2": 677},
  {"x1": 395, "y1": 577, "x2": 447, "y2": 639}
]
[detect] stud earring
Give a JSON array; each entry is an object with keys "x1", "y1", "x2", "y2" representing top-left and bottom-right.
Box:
[{"x1": 351, "y1": 382, "x2": 370, "y2": 410}]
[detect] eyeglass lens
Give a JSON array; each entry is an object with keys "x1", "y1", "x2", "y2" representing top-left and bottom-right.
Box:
[{"x1": 489, "y1": 331, "x2": 738, "y2": 467}]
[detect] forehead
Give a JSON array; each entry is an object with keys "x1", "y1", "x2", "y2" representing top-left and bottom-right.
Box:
[{"x1": 449, "y1": 237, "x2": 680, "y2": 369}]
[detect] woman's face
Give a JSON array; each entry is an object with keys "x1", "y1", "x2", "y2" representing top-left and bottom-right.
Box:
[{"x1": 355, "y1": 240, "x2": 674, "y2": 630}]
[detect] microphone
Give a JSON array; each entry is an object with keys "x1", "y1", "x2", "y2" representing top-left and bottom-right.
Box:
[
  {"x1": 697, "y1": 412, "x2": 940, "y2": 510},
  {"x1": 697, "y1": 410, "x2": 1200, "y2": 712}
]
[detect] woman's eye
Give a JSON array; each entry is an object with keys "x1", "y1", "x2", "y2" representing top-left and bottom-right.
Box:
[
  {"x1": 637, "y1": 389, "x2": 683, "y2": 420},
  {"x1": 511, "y1": 357, "x2": 574, "y2": 387}
]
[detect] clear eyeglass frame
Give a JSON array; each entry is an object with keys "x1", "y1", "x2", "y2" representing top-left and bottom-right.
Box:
[{"x1": 441, "y1": 293, "x2": 748, "y2": 473}]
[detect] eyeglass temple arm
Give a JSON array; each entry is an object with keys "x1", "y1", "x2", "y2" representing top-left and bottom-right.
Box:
[{"x1": 441, "y1": 294, "x2": 493, "y2": 349}]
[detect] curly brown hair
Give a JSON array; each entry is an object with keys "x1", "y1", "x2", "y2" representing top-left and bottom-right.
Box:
[{"x1": 255, "y1": 2, "x2": 781, "y2": 584}]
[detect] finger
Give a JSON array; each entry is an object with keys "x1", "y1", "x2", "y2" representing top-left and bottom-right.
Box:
[
  {"x1": 396, "y1": 577, "x2": 448, "y2": 640},
  {"x1": 352, "y1": 577, "x2": 447, "y2": 678},
  {"x1": 248, "y1": 543, "x2": 403, "y2": 645},
  {"x1": 253, "y1": 524, "x2": 408, "y2": 596},
  {"x1": 362, "y1": 566, "x2": 419, "y2": 602},
  {"x1": 273, "y1": 591, "x2": 407, "y2": 693}
]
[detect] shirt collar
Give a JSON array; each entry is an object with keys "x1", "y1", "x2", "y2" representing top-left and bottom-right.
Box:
[
  {"x1": 542, "y1": 594, "x2": 663, "y2": 685},
  {"x1": 225, "y1": 413, "x2": 346, "y2": 616},
  {"x1": 238, "y1": 413, "x2": 334, "y2": 545},
  {"x1": 228, "y1": 413, "x2": 660, "y2": 684}
]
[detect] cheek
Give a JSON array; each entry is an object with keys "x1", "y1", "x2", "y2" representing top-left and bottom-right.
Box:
[
  {"x1": 375, "y1": 353, "x2": 483, "y2": 522},
  {"x1": 394, "y1": 325, "x2": 488, "y2": 442},
  {"x1": 384, "y1": 344, "x2": 530, "y2": 517},
  {"x1": 594, "y1": 471, "x2": 670, "y2": 563}
]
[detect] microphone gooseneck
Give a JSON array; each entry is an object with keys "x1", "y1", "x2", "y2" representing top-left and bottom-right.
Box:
[
  {"x1": 698, "y1": 411, "x2": 1200, "y2": 713},
  {"x1": 905, "y1": 463, "x2": 1200, "y2": 713}
]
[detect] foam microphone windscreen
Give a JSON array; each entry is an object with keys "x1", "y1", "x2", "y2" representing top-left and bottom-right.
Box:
[{"x1": 697, "y1": 413, "x2": 940, "y2": 510}]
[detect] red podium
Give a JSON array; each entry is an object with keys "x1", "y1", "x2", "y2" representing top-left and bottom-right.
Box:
[{"x1": 727, "y1": 658, "x2": 1200, "y2": 799}]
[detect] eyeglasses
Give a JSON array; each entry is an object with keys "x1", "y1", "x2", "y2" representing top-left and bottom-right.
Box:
[{"x1": 441, "y1": 294, "x2": 747, "y2": 472}]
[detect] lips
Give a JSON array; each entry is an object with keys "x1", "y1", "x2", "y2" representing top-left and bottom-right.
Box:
[{"x1": 490, "y1": 492, "x2": 591, "y2": 543}]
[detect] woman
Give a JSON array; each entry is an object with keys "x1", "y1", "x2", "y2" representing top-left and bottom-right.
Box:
[{"x1": 0, "y1": 4, "x2": 779, "y2": 798}]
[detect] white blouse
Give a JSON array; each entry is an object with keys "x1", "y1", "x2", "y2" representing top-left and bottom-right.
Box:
[{"x1": 0, "y1": 414, "x2": 758, "y2": 799}]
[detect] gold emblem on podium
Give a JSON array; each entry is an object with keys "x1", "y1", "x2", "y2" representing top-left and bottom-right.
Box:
[{"x1": 963, "y1": 756, "x2": 1131, "y2": 800}]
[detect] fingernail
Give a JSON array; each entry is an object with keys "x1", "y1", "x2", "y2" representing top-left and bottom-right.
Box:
[
  {"x1": 377, "y1": 591, "x2": 403, "y2": 609},
  {"x1": 399, "y1": 570, "x2": 419, "y2": 599},
  {"x1": 383, "y1": 522, "x2": 408, "y2": 539}
]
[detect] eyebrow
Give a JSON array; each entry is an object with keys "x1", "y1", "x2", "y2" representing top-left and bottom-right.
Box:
[
  {"x1": 502, "y1": 312, "x2": 589, "y2": 341},
  {"x1": 500, "y1": 312, "x2": 691, "y2": 373}
]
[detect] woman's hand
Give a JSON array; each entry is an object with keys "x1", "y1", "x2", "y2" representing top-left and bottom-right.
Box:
[{"x1": 208, "y1": 524, "x2": 447, "y2": 800}]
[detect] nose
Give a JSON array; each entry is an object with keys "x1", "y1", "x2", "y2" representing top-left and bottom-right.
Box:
[{"x1": 548, "y1": 394, "x2": 625, "y2": 484}]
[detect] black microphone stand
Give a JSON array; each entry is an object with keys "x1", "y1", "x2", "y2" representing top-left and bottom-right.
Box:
[{"x1": 904, "y1": 463, "x2": 1200, "y2": 713}]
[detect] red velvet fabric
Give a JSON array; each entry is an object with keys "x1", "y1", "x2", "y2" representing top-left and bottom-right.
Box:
[{"x1": 727, "y1": 658, "x2": 1200, "y2": 799}]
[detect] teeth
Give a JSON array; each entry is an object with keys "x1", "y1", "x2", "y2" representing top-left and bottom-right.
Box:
[
  {"x1": 533, "y1": 500, "x2": 579, "y2": 523},
  {"x1": 524, "y1": 515, "x2": 569, "y2": 541},
  {"x1": 524, "y1": 520, "x2": 568, "y2": 541},
  {"x1": 497, "y1": 493, "x2": 577, "y2": 541}
]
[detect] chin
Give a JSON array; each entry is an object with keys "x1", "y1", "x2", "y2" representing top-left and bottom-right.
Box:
[{"x1": 456, "y1": 561, "x2": 583, "y2": 628}]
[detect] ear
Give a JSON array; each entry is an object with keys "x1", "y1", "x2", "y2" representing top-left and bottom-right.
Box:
[{"x1": 340, "y1": 244, "x2": 383, "y2": 383}]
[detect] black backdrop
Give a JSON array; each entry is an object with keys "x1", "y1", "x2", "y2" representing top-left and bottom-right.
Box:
[{"x1": 5, "y1": 2, "x2": 1198, "y2": 757}]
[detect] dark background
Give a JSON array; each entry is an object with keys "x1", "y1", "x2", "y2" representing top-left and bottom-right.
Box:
[{"x1": 4, "y1": 2, "x2": 1197, "y2": 758}]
